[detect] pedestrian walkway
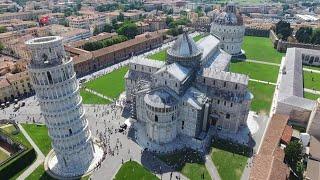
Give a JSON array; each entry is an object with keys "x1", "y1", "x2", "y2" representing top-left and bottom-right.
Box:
[
  {"x1": 85, "y1": 88, "x2": 115, "y2": 102},
  {"x1": 249, "y1": 78, "x2": 277, "y2": 86},
  {"x1": 205, "y1": 155, "x2": 221, "y2": 180},
  {"x1": 17, "y1": 124, "x2": 45, "y2": 180},
  {"x1": 245, "y1": 59, "x2": 280, "y2": 67},
  {"x1": 304, "y1": 88, "x2": 320, "y2": 95}
]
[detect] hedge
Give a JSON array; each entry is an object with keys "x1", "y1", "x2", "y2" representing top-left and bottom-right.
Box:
[{"x1": 0, "y1": 148, "x2": 36, "y2": 179}]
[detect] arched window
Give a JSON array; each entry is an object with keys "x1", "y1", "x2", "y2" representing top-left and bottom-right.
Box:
[
  {"x1": 68, "y1": 128, "x2": 72, "y2": 135},
  {"x1": 226, "y1": 114, "x2": 230, "y2": 119},
  {"x1": 155, "y1": 115, "x2": 158, "y2": 122},
  {"x1": 47, "y1": 71, "x2": 53, "y2": 84}
]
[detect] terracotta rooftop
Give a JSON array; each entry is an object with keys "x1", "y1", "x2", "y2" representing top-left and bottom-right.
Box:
[
  {"x1": 281, "y1": 125, "x2": 293, "y2": 145},
  {"x1": 249, "y1": 114, "x2": 290, "y2": 180}
]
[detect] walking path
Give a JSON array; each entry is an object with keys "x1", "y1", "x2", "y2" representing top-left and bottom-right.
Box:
[
  {"x1": 245, "y1": 59, "x2": 280, "y2": 67},
  {"x1": 304, "y1": 88, "x2": 320, "y2": 95},
  {"x1": 85, "y1": 88, "x2": 115, "y2": 102},
  {"x1": 249, "y1": 78, "x2": 276, "y2": 86},
  {"x1": 205, "y1": 155, "x2": 221, "y2": 180},
  {"x1": 17, "y1": 124, "x2": 45, "y2": 180}
]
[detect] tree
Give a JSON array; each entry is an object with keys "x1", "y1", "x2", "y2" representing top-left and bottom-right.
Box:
[
  {"x1": 93, "y1": 27, "x2": 100, "y2": 35},
  {"x1": 311, "y1": 29, "x2": 320, "y2": 45},
  {"x1": 0, "y1": 42, "x2": 4, "y2": 52},
  {"x1": 284, "y1": 140, "x2": 303, "y2": 169},
  {"x1": 116, "y1": 23, "x2": 138, "y2": 39},
  {"x1": 295, "y1": 27, "x2": 313, "y2": 43},
  {"x1": 275, "y1": 20, "x2": 293, "y2": 40},
  {"x1": 103, "y1": 24, "x2": 113, "y2": 33},
  {"x1": 195, "y1": 6, "x2": 204, "y2": 17},
  {"x1": 166, "y1": 17, "x2": 174, "y2": 27},
  {"x1": 118, "y1": 12, "x2": 124, "y2": 22},
  {"x1": 0, "y1": 26, "x2": 7, "y2": 33}
]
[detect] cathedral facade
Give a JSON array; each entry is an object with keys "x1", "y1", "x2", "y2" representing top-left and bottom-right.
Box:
[{"x1": 125, "y1": 32, "x2": 252, "y2": 146}]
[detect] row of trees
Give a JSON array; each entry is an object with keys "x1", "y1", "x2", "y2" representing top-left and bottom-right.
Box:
[
  {"x1": 83, "y1": 35, "x2": 128, "y2": 51},
  {"x1": 166, "y1": 16, "x2": 190, "y2": 37},
  {"x1": 295, "y1": 27, "x2": 320, "y2": 45},
  {"x1": 275, "y1": 20, "x2": 293, "y2": 41}
]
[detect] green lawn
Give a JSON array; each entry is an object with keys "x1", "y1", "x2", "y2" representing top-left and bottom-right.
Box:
[
  {"x1": 304, "y1": 92, "x2": 320, "y2": 100},
  {"x1": 84, "y1": 67, "x2": 128, "y2": 99},
  {"x1": 114, "y1": 161, "x2": 158, "y2": 180},
  {"x1": 0, "y1": 149, "x2": 9, "y2": 163},
  {"x1": 242, "y1": 36, "x2": 284, "y2": 64},
  {"x1": 21, "y1": 124, "x2": 51, "y2": 155},
  {"x1": 1, "y1": 125, "x2": 31, "y2": 148},
  {"x1": 248, "y1": 81, "x2": 275, "y2": 114},
  {"x1": 80, "y1": 89, "x2": 111, "y2": 104},
  {"x1": 26, "y1": 164, "x2": 56, "y2": 180},
  {"x1": 1, "y1": 124, "x2": 18, "y2": 134},
  {"x1": 147, "y1": 49, "x2": 167, "y2": 61},
  {"x1": 304, "y1": 71, "x2": 320, "y2": 91},
  {"x1": 157, "y1": 149, "x2": 210, "y2": 180},
  {"x1": 192, "y1": 34, "x2": 205, "y2": 42},
  {"x1": 230, "y1": 60, "x2": 279, "y2": 83},
  {"x1": 211, "y1": 139, "x2": 249, "y2": 180}
]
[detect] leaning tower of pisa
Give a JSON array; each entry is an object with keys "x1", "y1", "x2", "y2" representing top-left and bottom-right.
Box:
[{"x1": 26, "y1": 36, "x2": 102, "y2": 177}]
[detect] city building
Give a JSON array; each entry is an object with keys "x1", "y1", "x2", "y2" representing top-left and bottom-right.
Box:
[
  {"x1": 210, "y1": 2, "x2": 245, "y2": 56},
  {"x1": 26, "y1": 36, "x2": 102, "y2": 177},
  {"x1": 65, "y1": 31, "x2": 165, "y2": 77},
  {"x1": 125, "y1": 32, "x2": 252, "y2": 151},
  {"x1": 0, "y1": 57, "x2": 32, "y2": 103},
  {"x1": 67, "y1": 14, "x2": 106, "y2": 33},
  {"x1": 48, "y1": 24, "x2": 92, "y2": 43},
  {"x1": 0, "y1": 9, "x2": 51, "y2": 21},
  {"x1": 0, "y1": 19, "x2": 37, "y2": 32}
]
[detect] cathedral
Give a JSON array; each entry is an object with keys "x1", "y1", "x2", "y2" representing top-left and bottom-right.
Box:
[{"x1": 125, "y1": 31, "x2": 252, "y2": 146}]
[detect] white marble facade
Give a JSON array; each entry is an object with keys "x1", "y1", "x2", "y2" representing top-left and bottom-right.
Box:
[
  {"x1": 210, "y1": 2, "x2": 245, "y2": 55},
  {"x1": 26, "y1": 36, "x2": 95, "y2": 177},
  {"x1": 125, "y1": 32, "x2": 252, "y2": 146}
]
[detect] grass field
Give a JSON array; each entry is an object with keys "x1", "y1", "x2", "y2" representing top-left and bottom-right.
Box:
[
  {"x1": 211, "y1": 139, "x2": 250, "y2": 180},
  {"x1": 248, "y1": 81, "x2": 275, "y2": 114},
  {"x1": 2, "y1": 125, "x2": 31, "y2": 148},
  {"x1": 230, "y1": 60, "x2": 279, "y2": 83},
  {"x1": 1, "y1": 125, "x2": 17, "y2": 134},
  {"x1": 158, "y1": 149, "x2": 210, "y2": 180},
  {"x1": 242, "y1": 36, "x2": 284, "y2": 64},
  {"x1": 0, "y1": 149, "x2": 9, "y2": 163},
  {"x1": 304, "y1": 71, "x2": 320, "y2": 91},
  {"x1": 26, "y1": 164, "x2": 56, "y2": 180},
  {"x1": 304, "y1": 92, "x2": 320, "y2": 100},
  {"x1": 21, "y1": 124, "x2": 51, "y2": 155},
  {"x1": 192, "y1": 34, "x2": 205, "y2": 42},
  {"x1": 80, "y1": 89, "x2": 111, "y2": 104},
  {"x1": 147, "y1": 49, "x2": 167, "y2": 61},
  {"x1": 114, "y1": 161, "x2": 158, "y2": 180},
  {"x1": 84, "y1": 67, "x2": 128, "y2": 99}
]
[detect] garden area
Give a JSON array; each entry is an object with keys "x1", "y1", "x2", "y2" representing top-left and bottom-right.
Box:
[
  {"x1": 304, "y1": 92, "x2": 320, "y2": 101},
  {"x1": 303, "y1": 71, "x2": 320, "y2": 91},
  {"x1": 21, "y1": 124, "x2": 51, "y2": 155},
  {"x1": 248, "y1": 81, "x2": 275, "y2": 114},
  {"x1": 80, "y1": 89, "x2": 111, "y2": 105},
  {"x1": 157, "y1": 149, "x2": 210, "y2": 180},
  {"x1": 211, "y1": 139, "x2": 250, "y2": 180},
  {"x1": 242, "y1": 36, "x2": 284, "y2": 64},
  {"x1": 82, "y1": 66, "x2": 128, "y2": 99},
  {"x1": 230, "y1": 60, "x2": 279, "y2": 83},
  {"x1": 0, "y1": 124, "x2": 36, "y2": 179},
  {"x1": 114, "y1": 161, "x2": 158, "y2": 180}
]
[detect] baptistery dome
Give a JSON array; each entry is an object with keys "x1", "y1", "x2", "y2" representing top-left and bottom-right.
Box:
[{"x1": 210, "y1": 2, "x2": 245, "y2": 56}]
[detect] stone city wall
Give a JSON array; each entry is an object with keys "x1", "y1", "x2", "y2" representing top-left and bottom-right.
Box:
[
  {"x1": 269, "y1": 30, "x2": 320, "y2": 53},
  {"x1": 245, "y1": 27, "x2": 269, "y2": 37}
]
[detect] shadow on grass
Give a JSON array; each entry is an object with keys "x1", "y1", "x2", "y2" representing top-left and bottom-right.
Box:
[
  {"x1": 211, "y1": 138, "x2": 252, "y2": 158},
  {"x1": 155, "y1": 149, "x2": 205, "y2": 171}
]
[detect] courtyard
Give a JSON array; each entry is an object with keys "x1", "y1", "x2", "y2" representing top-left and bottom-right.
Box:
[
  {"x1": 114, "y1": 161, "x2": 158, "y2": 180},
  {"x1": 248, "y1": 81, "x2": 275, "y2": 114},
  {"x1": 211, "y1": 139, "x2": 250, "y2": 180},
  {"x1": 157, "y1": 149, "x2": 211, "y2": 180},
  {"x1": 242, "y1": 36, "x2": 284, "y2": 63}
]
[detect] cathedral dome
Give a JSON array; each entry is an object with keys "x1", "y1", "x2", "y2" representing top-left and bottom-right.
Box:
[
  {"x1": 144, "y1": 90, "x2": 177, "y2": 109},
  {"x1": 167, "y1": 32, "x2": 202, "y2": 58}
]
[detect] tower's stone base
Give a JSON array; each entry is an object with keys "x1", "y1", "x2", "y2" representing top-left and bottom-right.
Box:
[
  {"x1": 44, "y1": 143, "x2": 104, "y2": 179},
  {"x1": 231, "y1": 49, "x2": 246, "y2": 58}
]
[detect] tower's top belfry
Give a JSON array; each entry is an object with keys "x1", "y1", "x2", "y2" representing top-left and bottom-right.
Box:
[{"x1": 26, "y1": 36, "x2": 67, "y2": 69}]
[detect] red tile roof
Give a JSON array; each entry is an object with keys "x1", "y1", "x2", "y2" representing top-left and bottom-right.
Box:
[{"x1": 281, "y1": 125, "x2": 293, "y2": 145}]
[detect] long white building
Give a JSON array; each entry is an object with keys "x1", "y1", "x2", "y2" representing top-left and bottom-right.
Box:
[{"x1": 26, "y1": 36, "x2": 96, "y2": 177}]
